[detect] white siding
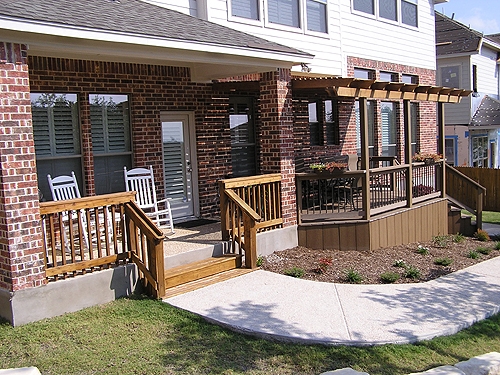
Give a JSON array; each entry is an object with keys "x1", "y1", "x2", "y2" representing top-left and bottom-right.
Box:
[
  {"x1": 140, "y1": 0, "x2": 197, "y2": 16},
  {"x1": 339, "y1": 0, "x2": 437, "y2": 73},
  {"x1": 472, "y1": 46, "x2": 500, "y2": 98},
  {"x1": 438, "y1": 56, "x2": 472, "y2": 125}
]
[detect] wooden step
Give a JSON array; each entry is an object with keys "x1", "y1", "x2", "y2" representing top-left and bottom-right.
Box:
[
  {"x1": 164, "y1": 255, "x2": 242, "y2": 289},
  {"x1": 163, "y1": 268, "x2": 254, "y2": 298}
]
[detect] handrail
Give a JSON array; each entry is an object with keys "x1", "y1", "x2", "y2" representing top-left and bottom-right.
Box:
[
  {"x1": 40, "y1": 191, "x2": 166, "y2": 298},
  {"x1": 219, "y1": 174, "x2": 283, "y2": 269},
  {"x1": 445, "y1": 164, "x2": 486, "y2": 229}
]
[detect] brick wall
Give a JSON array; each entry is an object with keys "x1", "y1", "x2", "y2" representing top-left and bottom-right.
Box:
[
  {"x1": 0, "y1": 43, "x2": 45, "y2": 291},
  {"x1": 260, "y1": 69, "x2": 297, "y2": 226},
  {"x1": 28, "y1": 57, "x2": 232, "y2": 217}
]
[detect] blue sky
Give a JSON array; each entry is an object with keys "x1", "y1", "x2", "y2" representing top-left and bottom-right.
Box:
[{"x1": 435, "y1": 0, "x2": 500, "y2": 35}]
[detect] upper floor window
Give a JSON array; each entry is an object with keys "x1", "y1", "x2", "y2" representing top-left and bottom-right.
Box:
[
  {"x1": 441, "y1": 66, "x2": 460, "y2": 88},
  {"x1": 231, "y1": 0, "x2": 260, "y2": 20},
  {"x1": 402, "y1": 74, "x2": 418, "y2": 84},
  {"x1": 268, "y1": 0, "x2": 300, "y2": 27},
  {"x1": 352, "y1": 0, "x2": 418, "y2": 27},
  {"x1": 306, "y1": 0, "x2": 327, "y2": 32},
  {"x1": 230, "y1": 0, "x2": 327, "y2": 33}
]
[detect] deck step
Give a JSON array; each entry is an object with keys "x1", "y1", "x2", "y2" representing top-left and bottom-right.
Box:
[
  {"x1": 163, "y1": 268, "x2": 254, "y2": 298},
  {"x1": 164, "y1": 255, "x2": 242, "y2": 290}
]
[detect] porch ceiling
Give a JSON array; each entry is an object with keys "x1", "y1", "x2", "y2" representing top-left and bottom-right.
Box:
[{"x1": 291, "y1": 74, "x2": 472, "y2": 103}]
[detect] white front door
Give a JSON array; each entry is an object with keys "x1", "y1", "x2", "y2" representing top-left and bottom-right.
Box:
[{"x1": 161, "y1": 112, "x2": 199, "y2": 220}]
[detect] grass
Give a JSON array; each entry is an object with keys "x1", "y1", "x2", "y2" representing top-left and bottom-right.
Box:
[
  {"x1": 2, "y1": 295, "x2": 500, "y2": 375},
  {"x1": 462, "y1": 210, "x2": 500, "y2": 225}
]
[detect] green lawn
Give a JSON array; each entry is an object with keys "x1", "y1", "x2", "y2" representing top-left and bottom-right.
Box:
[
  {"x1": 462, "y1": 210, "x2": 500, "y2": 226},
  {"x1": 1, "y1": 295, "x2": 500, "y2": 375}
]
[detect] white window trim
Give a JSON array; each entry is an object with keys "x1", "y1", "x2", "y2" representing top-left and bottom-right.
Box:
[
  {"x1": 351, "y1": 0, "x2": 418, "y2": 29},
  {"x1": 227, "y1": 0, "x2": 329, "y2": 36}
]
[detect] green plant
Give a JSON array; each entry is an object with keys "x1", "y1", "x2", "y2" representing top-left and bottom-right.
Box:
[
  {"x1": 284, "y1": 267, "x2": 305, "y2": 278},
  {"x1": 344, "y1": 268, "x2": 363, "y2": 284},
  {"x1": 417, "y1": 245, "x2": 430, "y2": 255},
  {"x1": 477, "y1": 247, "x2": 491, "y2": 255},
  {"x1": 474, "y1": 229, "x2": 491, "y2": 242},
  {"x1": 434, "y1": 257, "x2": 453, "y2": 267},
  {"x1": 467, "y1": 251, "x2": 480, "y2": 259},
  {"x1": 404, "y1": 265, "x2": 421, "y2": 279},
  {"x1": 393, "y1": 259, "x2": 407, "y2": 268},
  {"x1": 256, "y1": 255, "x2": 264, "y2": 267},
  {"x1": 495, "y1": 241, "x2": 500, "y2": 250},
  {"x1": 380, "y1": 272, "x2": 400, "y2": 284},
  {"x1": 432, "y1": 235, "x2": 449, "y2": 248},
  {"x1": 309, "y1": 163, "x2": 326, "y2": 172},
  {"x1": 453, "y1": 233, "x2": 466, "y2": 243}
]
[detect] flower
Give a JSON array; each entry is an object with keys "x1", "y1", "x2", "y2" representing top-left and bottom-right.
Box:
[
  {"x1": 325, "y1": 161, "x2": 348, "y2": 172},
  {"x1": 412, "y1": 153, "x2": 442, "y2": 162}
]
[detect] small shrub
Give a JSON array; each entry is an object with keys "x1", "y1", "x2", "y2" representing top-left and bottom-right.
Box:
[
  {"x1": 313, "y1": 257, "x2": 333, "y2": 274},
  {"x1": 256, "y1": 256, "x2": 264, "y2": 267},
  {"x1": 416, "y1": 245, "x2": 430, "y2": 255},
  {"x1": 284, "y1": 267, "x2": 304, "y2": 278},
  {"x1": 495, "y1": 241, "x2": 500, "y2": 250},
  {"x1": 393, "y1": 259, "x2": 407, "y2": 268},
  {"x1": 432, "y1": 235, "x2": 449, "y2": 248},
  {"x1": 380, "y1": 272, "x2": 400, "y2": 284},
  {"x1": 453, "y1": 233, "x2": 465, "y2": 243},
  {"x1": 477, "y1": 247, "x2": 491, "y2": 255},
  {"x1": 344, "y1": 269, "x2": 363, "y2": 284},
  {"x1": 474, "y1": 229, "x2": 491, "y2": 242},
  {"x1": 404, "y1": 265, "x2": 421, "y2": 279},
  {"x1": 467, "y1": 251, "x2": 480, "y2": 259},
  {"x1": 434, "y1": 257, "x2": 453, "y2": 267}
]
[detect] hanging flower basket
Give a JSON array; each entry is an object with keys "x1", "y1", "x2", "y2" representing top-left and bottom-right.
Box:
[{"x1": 412, "y1": 153, "x2": 442, "y2": 164}]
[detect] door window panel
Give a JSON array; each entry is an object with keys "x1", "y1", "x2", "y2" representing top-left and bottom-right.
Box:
[
  {"x1": 381, "y1": 102, "x2": 397, "y2": 157},
  {"x1": 230, "y1": 98, "x2": 256, "y2": 177}
]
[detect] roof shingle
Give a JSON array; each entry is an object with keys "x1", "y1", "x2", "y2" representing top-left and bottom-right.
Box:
[
  {"x1": 471, "y1": 96, "x2": 500, "y2": 128},
  {"x1": 435, "y1": 12, "x2": 482, "y2": 56}
]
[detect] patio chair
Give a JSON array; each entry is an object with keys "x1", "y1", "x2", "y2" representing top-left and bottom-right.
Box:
[
  {"x1": 47, "y1": 171, "x2": 89, "y2": 250},
  {"x1": 123, "y1": 166, "x2": 174, "y2": 233}
]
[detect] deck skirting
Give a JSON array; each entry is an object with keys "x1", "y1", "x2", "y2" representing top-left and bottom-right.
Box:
[{"x1": 298, "y1": 199, "x2": 448, "y2": 251}]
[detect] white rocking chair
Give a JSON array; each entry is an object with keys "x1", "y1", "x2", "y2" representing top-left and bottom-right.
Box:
[
  {"x1": 47, "y1": 171, "x2": 89, "y2": 250},
  {"x1": 123, "y1": 166, "x2": 174, "y2": 233}
]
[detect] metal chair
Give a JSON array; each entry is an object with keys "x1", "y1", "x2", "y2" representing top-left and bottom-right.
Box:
[
  {"x1": 47, "y1": 171, "x2": 89, "y2": 250},
  {"x1": 123, "y1": 166, "x2": 174, "y2": 233}
]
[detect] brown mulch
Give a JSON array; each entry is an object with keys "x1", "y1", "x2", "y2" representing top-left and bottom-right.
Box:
[{"x1": 260, "y1": 234, "x2": 500, "y2": 284}]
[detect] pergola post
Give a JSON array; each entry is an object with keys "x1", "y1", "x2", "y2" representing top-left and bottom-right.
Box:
[
  {"x1": 359, "y1": 97, "x2": 370, "y2": 220},
  {"x1": 437, "y1": 102, "x2": 446, "y2": 197},
  {"x1": 404, "y1": 100, "x2": 413, "y2": 207}
]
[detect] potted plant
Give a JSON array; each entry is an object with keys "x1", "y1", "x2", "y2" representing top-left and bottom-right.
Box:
[
  {"x1": 325, "y1": 161, "x2": 348, "y2": 172},
  {"x1": 309, "y1": 163, "x2": 326, "y2": 172},
  {"x1": 412, "y1": 153, "x2": 442, "y2": 165}
]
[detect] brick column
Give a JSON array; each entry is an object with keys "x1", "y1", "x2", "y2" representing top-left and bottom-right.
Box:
[
  {"x1": 0, "y1": 42, "x2": 45, "y2": 292},
  {"x1": 260, "y1": 69, "x2": 297, "y2": 226}
]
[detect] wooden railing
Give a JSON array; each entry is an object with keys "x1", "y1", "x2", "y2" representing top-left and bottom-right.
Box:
[
  {"x1": 219, "y1": 174, "x2": 283, "y2": 268},
  {"x1": 39, "y1": 191, "x2": 166, "y2": 298},
  {"x1": 296, "y1": 162, "x2": 444, "y2": 222},
  {"x1": 446, "y1": 165, "x2": 486, "y2": 229}
]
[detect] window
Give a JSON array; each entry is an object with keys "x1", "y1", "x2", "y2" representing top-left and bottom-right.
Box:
[
  {"x1": 380, "y1": 71, "x2": 398, "y2": 82},
  {"x1": 441, "y1": 66, "x2": 460, "y2": 88},
  {"x1": 229, "y1": 97, "x2": 256, "y2": 177},
  {"x1": 32, "y1": 93, "x2": 82, "y2": 201},
  {"x1": 309, "y1": 101, "x2": 323, "y2": 145},
  {"x1": 410, "y1": 102, "x2": 418, "y2": 156},
  {"x1": 471, "y1": 135, "x2": 488, "y2": 167},
  {"x1": 354, "y1": 68, "x2": 375, "y2": 79},
  {"x1": 401, "y1": 0, "x2": 417, "y2": 27},
  {"x1": 355, "y1": 100, "x2": 376, "y2": 155},
  {"x1": 353, "y1": 0, "x2": 374, "y2": 14},
  {"x1": 90, "y1": 94, "x2": 132, "y2": 195},
  {"x1": 379, "y1": 0, "x2": 397, "y2": 21},
  {"x1": 402, "y1": 74, "x2": 418, "y2": 84},
  {"x1": 325, "y1": 100, "x2": 339, "y2": 145},
  {"x1": 231, "y1": 0, "x2": 260, "y2": 20},
  {"x1": 381, "y1": 102, "x2": 397, "y2": 157},
  {"x1": 352, "y1": 0, "x2": 417, "y2": 27},
  {"x1": 268, "y1": 0, "x2": 300, "y2": 28},
  {"x1": 445, "y1": 137, "x2": 457, "y2": 166},
  {"x1": 306, "y1": 0, "x2": 327, "y2": 32}
]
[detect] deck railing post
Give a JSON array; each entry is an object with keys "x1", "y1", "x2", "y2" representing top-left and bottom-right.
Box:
[
  {"x1": 359, "y1": 97, "x2": 371, "y2": 220},
  {"x1": 243, "y1": 213, "x2": 257, "y2": 269},
  {"x1": 219, "y1": 180, "x2": 230, "y2": 241}
]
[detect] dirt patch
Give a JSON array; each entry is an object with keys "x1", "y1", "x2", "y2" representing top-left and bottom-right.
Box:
[{"x1": 260, "y1": 234, "x2": 500, "y2": 284}]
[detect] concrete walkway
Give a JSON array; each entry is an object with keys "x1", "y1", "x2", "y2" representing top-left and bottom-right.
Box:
[{"x1": 165, "y1": 222, "x2": 500, "y2": 346}]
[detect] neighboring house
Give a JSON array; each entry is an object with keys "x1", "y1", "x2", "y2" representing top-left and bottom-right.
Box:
[
  {"x1": 0, "y1": 0, "x2": 468, "y2": 326},
  {"x1": 435, "y1": 12, "x2": 500, "y2": 167}
]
